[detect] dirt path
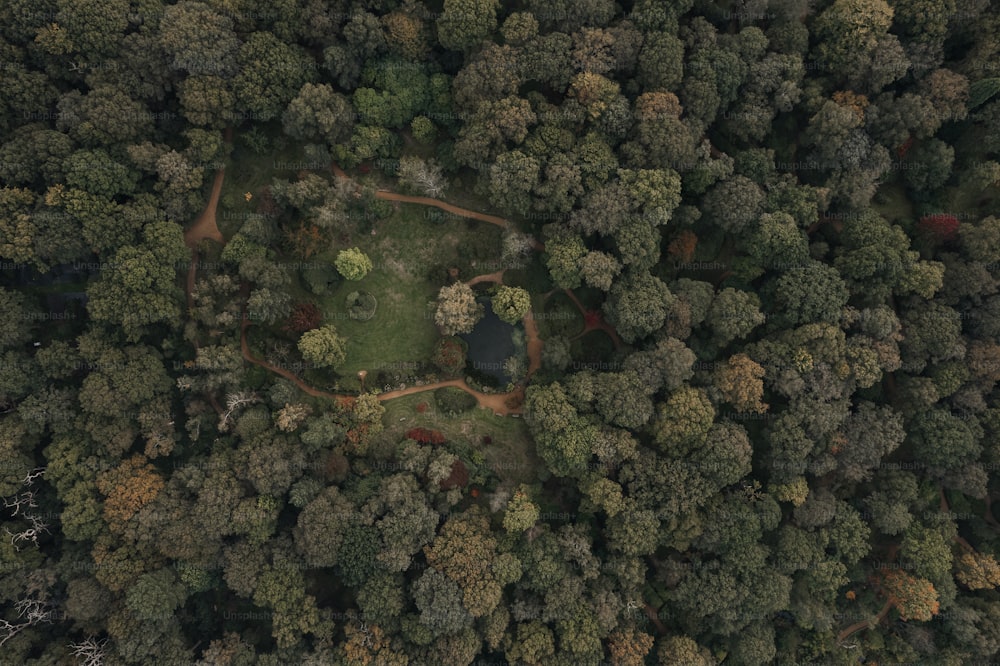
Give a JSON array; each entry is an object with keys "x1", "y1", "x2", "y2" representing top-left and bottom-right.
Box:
[
  {"x1": 184, "y1": 128, "x2": 231, "y2": 312},
  {"x1": 562, "y1": 288, "x2": 624, "y2": 348},
  {"x1": 184, "y1": 169, "x2": 226, "y2": 249},
  {"x1": 332, "y1": 163, "x2": 545, "y2": 250},
  {"x1": 524, "y1": 310, "x2": 542, "y2": 378},
  {"x1": 239, "y1": 314, "x2": 357, "y2": 408},
  {"x1": 184, "y1": 127, "x2": 231, "y2": 250},
  {"x1": 468, "y1": 270, "x2": 505, "y2": 286},
  {"x1": 240, "y1": 316, "x2": 525, "y2": 414},
  {"x1": 836, "y1": 600, "x2": 892, "y2": 645},
  {"x1": 377, "y1": 378, "x2": 524, "y2": 415}
]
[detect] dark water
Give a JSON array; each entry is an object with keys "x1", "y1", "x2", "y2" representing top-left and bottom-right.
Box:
[{"x1": 460, "y1": 299, "x2": 516, "y2": 384}]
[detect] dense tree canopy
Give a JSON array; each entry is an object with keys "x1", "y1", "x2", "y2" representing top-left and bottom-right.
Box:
[{"x1": 2, "y1": 1, "x2": 999, "y2": 663}]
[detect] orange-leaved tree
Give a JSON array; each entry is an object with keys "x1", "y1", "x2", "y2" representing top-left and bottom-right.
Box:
[
  {"x1": 881, "y1": 569, "x2": 940, "y2": 621},
  {"x1": 96, "y1": 454, "x2": 164, "y2": 528}
]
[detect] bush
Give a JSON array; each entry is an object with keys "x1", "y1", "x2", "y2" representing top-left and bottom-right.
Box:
[
  {"x1": 283, "y1": 302, "x2": 322, "y2": 333},
  {"x1": 346, "y1": 290, "x2": 377, "y2": 321},
  {"x1": 431, "y1": 336, "x2": 468, "y2": 377},
  {"x1": 406, "y1": 427, "x2": 446, "y2": 444},
  {"x1": 434, "y1": 386, "x2": 478, "y2": 414}
]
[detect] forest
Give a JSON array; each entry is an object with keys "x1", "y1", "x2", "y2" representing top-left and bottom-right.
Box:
[{"x1": 2, "y1": 0, "x2": 1000, "y2": 664}]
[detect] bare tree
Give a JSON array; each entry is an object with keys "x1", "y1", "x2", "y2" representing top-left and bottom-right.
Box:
[
  {"x1": 5, "y1": 514, "x2": 49, "y2": 551},
  {"x1": 69, "y1": 636, "x2": 109, "y2": 666},
  {"x1": 397, "y1": 156, "x2": 448, "y2": 198},
  {"x1": 3, "y1": 467, "x2": 49, "y2": 550},
  {"x1": 218, "y1": 390, "x2": 260, "y2": 432},
  {"x1": 0, "y1": 596, "x2": 55, "y2": 647},
  {"x1": 3, "y1": 489, "x2": 38, "y2": 518}
]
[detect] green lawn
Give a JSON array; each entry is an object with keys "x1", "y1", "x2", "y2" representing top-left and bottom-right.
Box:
[
  {"x1": 302, "y1": 203, "x2": 504, "y2": 390},
  {"x1": 379, "y1": 393, "x2": 541, "y2": 486}
]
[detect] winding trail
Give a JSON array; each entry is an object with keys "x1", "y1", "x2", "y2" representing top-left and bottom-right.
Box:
[
  {"x1": 331, "y1": 163, "x2": 545, "y2": 251},
  {"x1": 240, "y1": 312, "x2": 525, "y2": 415},
  {"x1": 836, "y1": 543, "x2": 899, "y2": 644},
  {"x1": 836, "y1": 601, "x2": 892, "y2": 645}
]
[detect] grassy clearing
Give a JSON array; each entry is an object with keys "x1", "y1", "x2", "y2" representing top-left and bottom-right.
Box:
[
  {"x1": 379, "y1": 392, "x2": 541, "y2": 485},
  {"x1": 304, "y1": 202, "x2": 503, "y2": 389}
]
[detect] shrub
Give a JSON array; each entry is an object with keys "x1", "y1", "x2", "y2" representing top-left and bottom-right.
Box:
[
  {"x1": 405, "y1": 427, "x2": 446, "y2": 445},
  {"x1": 283, "y1": 302, "x2": 322, "y2": 334},
  {"x1": 434, "y1": 386, "x2": 478, "y2": 414},
  {"x1": 346, "y1": 290, "x2": 377, "y2": 321},
  {"x1": 335, "y1": 247, "x2": 373, "y2": 280},
  {"x1": 431, "y1": 336, "x2": 468, "y2": 376},
  {"x1": 917, "y1": 213, "x2": 960, "y2": 244}
]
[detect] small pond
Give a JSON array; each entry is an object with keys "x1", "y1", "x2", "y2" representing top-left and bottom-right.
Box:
[{"x1": 460, "y1": 299, "x2": 517, "y2": 384}]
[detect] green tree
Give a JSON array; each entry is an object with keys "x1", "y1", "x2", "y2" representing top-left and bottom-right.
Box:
[
  {"x1": 86, "y1": 222, "x2": 189, "y2": 341},
  {"x1": 577, "y1": 251, "x2": 621, "y2": 291},
  {"x1": 252, "y1": 552, "x2": 328, "y2": 648},
  {"x1": 505, "y1": 621, "x2": 555, "y2": 664},
  {"x1": 899, "y1": 302, "x2": 965, "y2": 373},
  {"x1": 178, "y1": 75, "x2": 235, "y2": 128},
  {"x1": 486, "y1": 150, "x2": 540, "y2": 217},
  {"x1": 705, "y1": 288, "x2": 766, "y2": 348},
  {"x1": 903, "y1": 138, "x2": 955, "y2": 195},
  {"x1": 335, "y1": 247, "x2": 373, "y2": 281},
  {"x1": 657, "y1": 635, "x2": 714, "y2": 666},
  {"x1": 907, "y1": 408, "x2": 983, "y2": 471},
  {"x1": 64, "y1": 149, "x2": 138, "y2": 198},
  {"x1": 836, "y1": 402, "x2": 905, "y2": 482},
  {"x1": 57, "y1": 84, "x2": 155, "y2": 148},
  {"x1": 637, "y1": 31, "x2": 685, "y2": 91},
  {"x1": 543, "y1": 233, "x2": 587, "y2": 290},
  {"x1": 159, "y1": 1, "x2": 240, "y2": 77},
  {"x1": 652, "y1": 386, "x2": 716, "y2": 454},
  {"x1": 492, "y1": 286, "x2": 531, "y2": 324},
  {"x1": 702, "y1": 175, "x2": 764, "y2": 234},
  {"x1": 126, "y1": 568, "x2": 187, "y2": 621},
  {"x1": 603, "y1": 271, "x2": 677, "y2": 344},
  {"x1": 748, "y1": 212, "x2": 810, "y2": 271},
  {"x1": 282, "y1": 83, "x2": 354, "y2": 145},
  {"x1": 294, "y1": 486, "x2": 357, "y2": 568},
  {"x1": 234, "y1": 32, "x2": 317, "y2": 119},
  {"x1": 501, "y1": 12, "x2": 538, "y2": 46},
  {"x1": 812, "y1": 0, "x2": 895, "y2": 85},
  {"x1": 297, "y1": 325, "x2": 347, "y2": 369},
  {"x1": 524, "y1": 383, "x2": 594, "y2": 477},
  {"x1": 503, "y1": 486, "x2": 540, "y2": 533},
  {"x1": 436, "y1": 0, "x2": 500, "y2": 51},
  {"x1": 770, "y1": 261, "x2": 850, "y2": 326},
  {"x1": 623, "y1": 337, "x2": 696, "y2": 393},
  {"x1": 55, "y1": 0, "x2": 129, "y2": 58}
]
